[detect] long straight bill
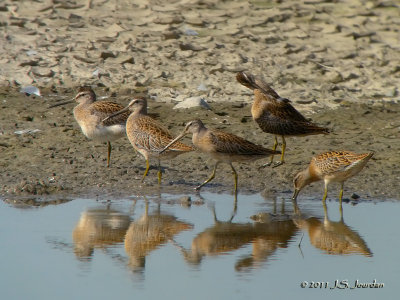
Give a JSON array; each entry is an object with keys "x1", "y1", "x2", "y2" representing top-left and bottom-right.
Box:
[
  {"x1": 159, "y1": 132, "x2": 186, "y2": 154},
  {"x1": 101, "y1": 106, "x2": 130, "y2": 123},
  {"x1": 48, "y1": 99, "x2": 74, "y2": 108}
]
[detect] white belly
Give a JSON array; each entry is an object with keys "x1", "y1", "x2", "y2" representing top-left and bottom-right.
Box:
[{"x1": 80, "y1": 123, "x2": 126, "y2": 142}]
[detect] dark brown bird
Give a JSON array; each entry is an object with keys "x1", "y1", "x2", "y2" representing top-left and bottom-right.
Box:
[
  {"x1": 160, "y1": 119, "x2": 280, "y2": 193},
  {"x1": 236, "y1": 71, "x2": 329, "y2": 167}
]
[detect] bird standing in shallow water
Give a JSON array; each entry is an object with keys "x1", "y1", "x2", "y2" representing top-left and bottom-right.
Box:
[
  {"x1": 236, "y1": 71, "x2": 329, "y2": 167},
  {"x1": 292, "y1": 150, "x2": 374, "y2": 205},
  {"x1": 102, "y1": 98, "x2": 193, "y2": 184},
  {"x1": 160, "y1": 119, "x2": 280, "y2": 193},
  {"x1": 49, "y1": 86, "x2": 129, "y2": 167}
]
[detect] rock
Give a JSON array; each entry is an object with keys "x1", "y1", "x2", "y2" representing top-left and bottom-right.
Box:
[
  {"x1": 108, "y1": 54, "x2": 135, "y2": 65},
  {"x1": 20, "y1": 85, "x2": 41, "y2": 96},
  {"x1": 32, "y1": 67, "x2": 55, "y2": 78},
  {"x1": 179, "y1": 43, "x2": 206, "y2": 51},
  {"x1": 173, "y1": 96, "x2": 211, "y2": 110},
  {"x1": 100, "y1": 51, "x2": 117, "y2": 60},
  {"x1": 154, "y1": 15, "x2": 183, "y2": 25}
]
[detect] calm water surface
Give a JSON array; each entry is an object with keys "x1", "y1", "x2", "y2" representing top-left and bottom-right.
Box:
[{"x1": 0, "y1": 192, "x2": 398, "y2": 300}]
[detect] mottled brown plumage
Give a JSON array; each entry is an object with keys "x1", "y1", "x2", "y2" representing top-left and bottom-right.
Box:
[
  {"x1": 237, "y1": 71, "x2": 329, "y2": 167},
  {"x1": 102, "y1": 98, "x2": 193, "y2": 183},
  {"x1": 49, "y1": 86, "x2": 129, "y2": 167},
  {"x1": 292, "y1": 150, "x2": 374, "y2": 204},
  {"x1": 160, "y1": 119, "x2": 280, "y2": 192}
]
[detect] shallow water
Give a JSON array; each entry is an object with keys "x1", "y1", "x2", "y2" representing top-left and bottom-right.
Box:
[{"x1": 1, "y1": 192, "x2": 398, "y2": 299}]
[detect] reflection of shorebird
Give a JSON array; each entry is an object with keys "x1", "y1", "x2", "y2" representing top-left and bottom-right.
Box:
[
  {"x1": 124, "y1": 199, "x2": 192, "y2": 272},
  {"x1": 103, "y1": 98, "x2": 193, "y2": 184},
  {"x1": 236, "y1": 72, "x2": 329, "y2": 167},
  {"x1": 72, "y1": 208, "x2": 131, "y2": 259},
  {"x1": 292, "y1": 150, "x2": 374, "y2": 204},
  {"x1": 171, "y1": 199, "x2": 297, "y2": 271},
  {"x1": 160, "y1": 119, "x2": 279, "y2": 192},
  {"x1": 294, "y1": 201, "x2": 372, "y2": 256},
  {"x1": 50, "y1": 87, "x2": 130, "y2": 167}
]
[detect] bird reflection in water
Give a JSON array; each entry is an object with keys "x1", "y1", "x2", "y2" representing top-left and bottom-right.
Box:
[
  {"x1": 72, "y1": 206, "x2": 131, "y2": 260},
  {"x1": 124, "y1": 198, "x2": 193, "y2": 272},
  {"x1": 172, "y1": 196, "x2": 298, "y2": 272},
  {"x1": 292, "y1": 200, "x2": 372, "y2": 257}
]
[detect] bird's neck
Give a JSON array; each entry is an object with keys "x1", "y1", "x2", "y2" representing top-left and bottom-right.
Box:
[
  {"x1": 132, "y1": 105, "x2": 147, "y2": 117},
  {"x1": 78, "y1": 96, "x2": 95, "y2": 107}
]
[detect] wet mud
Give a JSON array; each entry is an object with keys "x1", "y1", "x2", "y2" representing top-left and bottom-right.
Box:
[{"x1": 1, "y1": 90, "x2": 399, "y2": 201}]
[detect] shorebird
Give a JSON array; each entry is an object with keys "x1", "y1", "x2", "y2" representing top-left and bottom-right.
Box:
[
  {"x1": 49, "y1": 86, "x2": 129, "y2": 167},
  {"x1": 236, "y1": 71, "x2": 329, "y2": 167},
  {"x1": 292, "y1": 150, "x2": 374, "y2": 204},
  {"x1": 102, "y1": 98, "x2": 193, "y2": 184},
  {"x1": 160, "y1": 119, "x2": 280, "y2": 192}
]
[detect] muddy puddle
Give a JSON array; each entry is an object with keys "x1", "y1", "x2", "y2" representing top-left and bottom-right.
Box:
[{"x1": 1, "y1": 192, "x2": 398, "y2": 299}]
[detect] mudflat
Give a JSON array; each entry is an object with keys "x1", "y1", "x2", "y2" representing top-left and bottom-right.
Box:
[
  {"x1": 1, "y1": 90, "x2": 399, "y2": 200},
  {"x1": 0, "y1": 0, "x2": 399, "y2": 201}
]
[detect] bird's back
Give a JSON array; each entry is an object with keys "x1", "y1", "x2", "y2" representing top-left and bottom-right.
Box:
[
  {"x1": 252, "y1": 90, "x2": 329, "y2": 136},
  {"x1": 127, "y1": 115, "x2": 193, "y2": 154},
  {"x1": 91, "y1": 101, "x2": 130, "y2": 126},
  {"x1": 73, "y1": 100, "x2": 128, "y2": 141},
  {"x1": 312, "y1": 151, "x2": 373, "y2": 179},
  {"x1": 194, "y1": 128, "x2": 279, "y2": 162}
]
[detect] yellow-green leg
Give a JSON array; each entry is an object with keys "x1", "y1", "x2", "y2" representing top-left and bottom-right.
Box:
[
  {"x1": 263, "y1": 136, "x2": 278, "y2": 167},
  {"x1": 157, "y1": 159, "x2": 162, "y2": 185},
  {"x1": 229, "y1": 191, "x2": 238, "y2": 222},
  {"x1": 339, "y1": 182, "x2": 344, "y2": 217},
  {"x1": 107, "y1": 141, "x2": 112, "y2": 168},
  {"x1": 292, "y1": 197, "x2": 300, "y2": 215},
  {"x1": 141, "y1": 159, "x2": 150, "y2": 182},
  {"x1": 195, "y1": 162, "x2": 220, "y2": 191},
  {"x1": 322, "y1": 198, "x2": 328, "y2": 221},
  {"x1": 229, "y1": 163, "x2": 238, "y2": 194},
  {"x1": 322, "y1": 184, "x2": 328, "y2": 202},
  {"x1": 338, "y1": 182, "x2": 344, "y2": 205},
  {"x1": 272, "y1": 135, "x2": 285, "y2": 168}
]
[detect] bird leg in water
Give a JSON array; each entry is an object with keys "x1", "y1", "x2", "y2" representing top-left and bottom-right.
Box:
[
  {"x1": 338, "y1": 182, "x2": 344, "y2": 205},
  {"x1": 229, "y1": 163, "x2": 238, "y2": 194},
  {"x1": 322, "y1": 183, "x2": 328, "y2": 202}
]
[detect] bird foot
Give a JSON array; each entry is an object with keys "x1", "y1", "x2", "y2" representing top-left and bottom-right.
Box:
[
  {"x1": 272, "y1": 161, "x2": 284, "y2": 168},
  {"x1": 258, "y1": 162, "x2": 272, "y2": 169}
]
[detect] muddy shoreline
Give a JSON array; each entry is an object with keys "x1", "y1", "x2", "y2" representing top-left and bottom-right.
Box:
[
  {"x1": 1, "y1": 89, "x2": 399, "y2": 202},
  {"x1": 1, "y1": 0, "x2": 400, "y2": 203}
]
